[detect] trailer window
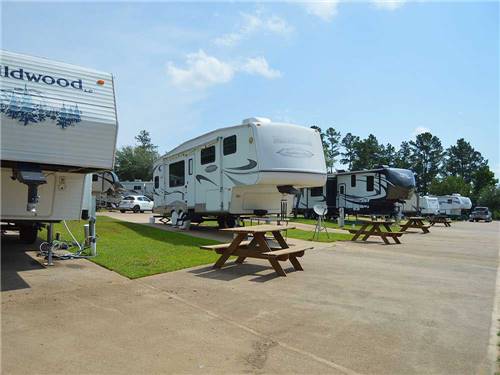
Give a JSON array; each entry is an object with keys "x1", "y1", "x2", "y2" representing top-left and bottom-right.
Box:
[
  {"x1": 310, "y1": 187, "x2": 323, "y2": 197},
  {"x1": 223, "y1": 135, "x2": 237, "y2": 155},
  {"x1": 188, "y1": 159, "x2": 193, "y2": 175},
  {"x1": 169, "y1": 160, "x2": 185, "y2": 187},
  {"x1": 339, "y1": 186, "x2": 345, "y2": 194},
  {"x1": 154, "y1": 176, "x2": 159, "y2": 189},
  {"x1": 351, "y1": 175, "x2": 356, "y2": 187},
  {"x1": 92, "y1": 174, "x2": 99, "y2": 182},
  {"x1": 366, "y1": 176, "x2": 374, "y2": 191},
  {"x1": 201, "y1": 146, "x2": 215, "y2": 165},
  {"x1": 134, "y1": 185, "x2": 141, "y2": 190}
]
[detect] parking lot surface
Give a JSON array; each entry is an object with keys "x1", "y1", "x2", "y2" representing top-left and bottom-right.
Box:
[{"x1": 2, "y1": 216, "x2": 499, "y2": 374}]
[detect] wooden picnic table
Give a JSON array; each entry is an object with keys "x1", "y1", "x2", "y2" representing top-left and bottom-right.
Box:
[
  {"x1": 400, "y1": 216, "x2": 431, "y2": 233},
  {"x1": 347, "y1": 220, "x2": 404, "y2": 244},
  {"x1": 200, "y1": 224, "x2": 312, "y2": 277},
  {"x1": 428, "y1": 215, "x2": 451, "y2": 227}
]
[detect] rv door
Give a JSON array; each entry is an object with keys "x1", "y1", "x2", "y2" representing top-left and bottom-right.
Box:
[{"x1": 186, "y1": 155, "x2": 195, "y2": 208}]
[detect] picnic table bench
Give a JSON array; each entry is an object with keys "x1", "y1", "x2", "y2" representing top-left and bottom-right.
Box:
[
  {"x1": 200, "y1": 224, "x2": 312, "y2": 277},
  {"x1": 347, "y1": 220, "x2": 404, "y2": 244},
  {"x1": 428, "y1": 215, "x2": 451, "y2": 227},
  {"x1": 400, "y1": 216, "x2": 431, "y2": 233}
]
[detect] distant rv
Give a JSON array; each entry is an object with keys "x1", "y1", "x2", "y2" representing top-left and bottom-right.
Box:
[
  {"x1": 120, "y1": 180, "x2": 154, "y2": 199},
  {"x1": 396, "y1": 192, "x2": 440, "y2": 216},
  {"x1": 437, "y1": 194, "x2": 472, "y2": 217},
  {"x1": 296, "y1": 166, "x2": 415, "y2": 218},
  {"x1": 153, "y1": 117, "x2": 327, "y2": 228}
]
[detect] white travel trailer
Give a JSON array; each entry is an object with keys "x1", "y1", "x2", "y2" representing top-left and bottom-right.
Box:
[
  {"x1": 296, "y1": 167, "x2": 415, "y2": 217},
  {"x1": 437, "y1": 194, "x2": 472, "y2": 217},
  {"x1": 153, "y1": 117, "x2": 327, "y2": 227},
  {"x1": 121, "y1": 180, "x2": 154, "y2": 199},
  {"x1": 1, "y1": 50, "x2": 118, "y2": 243},
  {"x1": 397, "y1": 192, "x2": 440, "y2": 216}
]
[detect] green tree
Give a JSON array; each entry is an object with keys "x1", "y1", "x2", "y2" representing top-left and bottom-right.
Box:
[
  {"x1": 443, "y1": 138, "x2": 486, "y2": 183},
  {"x1": 428, "y1": 176, "x2": 471, "y2": 197},
  {"x1": 477, "y1": 185, "x2": 500, "y2": 219},
  {"x1": 409, "y1": 132, "x2": 443, "y2": 194},
  {"x1": 115, "y1": 130, "x2": 160, "y2": 181},
  {"x1": 394, "y1": 141, "x2": 413, "y2": 169},
  {"x1": 378, "y1": 143, "x2": 396, "y2": 166},
  {"x1": 340, "y1": 132, "x2": 360, "y2": 170},
  {"x1": 351, "y1": 134, "x2": 383, "y2": 170},
  {"x1": 325, "y1": 127, "x2": 341, "y2": 173},
  {"x1": 471, "y1": 165, "x2": 497, "y2": 200}
]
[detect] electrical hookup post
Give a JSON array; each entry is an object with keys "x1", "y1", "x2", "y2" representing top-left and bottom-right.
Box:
[
  {"x1": 84, "y1": 195, "x2": 97, "y2": 256},
  {"x1": 338, "y1": 207, "x2": 345, "y2": 228}
]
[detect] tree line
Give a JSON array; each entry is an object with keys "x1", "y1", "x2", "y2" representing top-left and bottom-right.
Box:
[
  {"x1": 115, "y1": 128, "x2": 499, "y2": 216},
  {"x1": 312, "y1": 126, "x2": 498, "y2": 211}
]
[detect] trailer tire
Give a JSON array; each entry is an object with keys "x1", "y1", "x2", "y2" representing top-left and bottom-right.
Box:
[
  {"x1": 226, "y1": 216, "x2": 236, "y2": 228},
  {"x1": 19, "y1": 225, "x2": 38, "y2": 244},
  {"x1": 133, "y1": 205, "x2": 141, "y2": 213},
  {"x1": 120, "y1": 210, "x2": 126, "y2": 213},
  {"x1": 217, "y1": 217, "x2": 226, "y2": 229}
]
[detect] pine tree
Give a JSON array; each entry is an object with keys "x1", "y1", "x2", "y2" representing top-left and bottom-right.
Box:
[
  {"x1": 5, "y1": 91, "x2": 21, "y2": 119},
  {"x1": 340, "y1": 133, "x2": 360, "y2": 170},
  {"x1": 57, "y1": 103, "x2": 71, "y2": 129},
  {"x1": 17, "y1": 86, "x2": 38, "y2": 125}
]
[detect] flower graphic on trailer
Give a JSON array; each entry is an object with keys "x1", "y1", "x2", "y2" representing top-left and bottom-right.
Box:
[{"x1": 0, "y1": 85, "x2": 82, "y2": 128}]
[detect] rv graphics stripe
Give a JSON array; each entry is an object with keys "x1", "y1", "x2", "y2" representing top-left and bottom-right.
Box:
[
  {"x1": 223, "y1": 173, "x2": 245, "y2": 186},
  {"x1": 196, "y1": 174, "x2": 217, "y2": 186},
  {"x1": 225, "y1": 159, "x2": 257, "y2": 170}
]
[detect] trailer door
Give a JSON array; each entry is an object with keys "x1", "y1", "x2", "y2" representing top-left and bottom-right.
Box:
[
  {"x1": 186, "y1": 155, "x2": 195, "y2": 208},
  {"x1": 326, "y1": 177, "x2": 337, "y2": 208}
]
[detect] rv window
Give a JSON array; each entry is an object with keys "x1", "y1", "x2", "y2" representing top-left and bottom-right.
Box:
[
  {"x1": 169, "y1": 160, "x2": 185, "y2": 187},
  {"x1": 154, "y1": 176, "x2": 159, "y2": 189},
  {"x1": 92, "y1": 174, "x2": 99, "y2": 182},
  {"x1": 188, "y1": 159, "x2": 193, "y2": 175},
  {"x1": 340, "y1": 186, "x2": 345, "y2": 194},
  {"x1": 366, "y1": 176, "x2": 374, "y2": 191},
  {"x1": 447, "y1": 199, "x2": 452, "y2": 204},
  {"x1": 201, "y1": 146, "x2": 215, "y2": 165},
  {"x1": 351, "y1": 175, "x2": 356, "y2": 187},
  {"x1": 134, "y1": 185, "x2": 141, "y2": 190},
  {"x1": 310, "y1": 187, "x2": 323, "y2": 197},
  {"x1": 223, "y1": 135, "x2": 237, "y2": 155}
]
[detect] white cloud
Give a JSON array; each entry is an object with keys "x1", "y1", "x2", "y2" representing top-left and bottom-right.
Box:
[
  {"x1": 413, "y1": 126, "x2": 431, "y2": 136},
  {"x1": 302, "y1": 1, "x2": 340, "y2": 22},
  {"x1": 167, "y1": 51, "x2": 281, "y2": 90},
  {"x1": 166, "y1": 50, "x2": 235, "y2": 90},
  {"x1": 241, "y1": 57, "x2": 282, "y2": 79},
  {"x1": 371, "y1": 0, "x2": 406, "y2": 11},
  {"x1": 213, "y1": 12, "x2": 293, "y2": 47}
]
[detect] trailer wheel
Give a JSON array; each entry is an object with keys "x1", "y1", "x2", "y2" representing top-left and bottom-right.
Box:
[
  {"x1": 226, "y1": 216, "x2": 236, "y2": 228},
  {"x1": 19, "y1": 225, "x2": 38, "y2": 244},
  {"x1": 120, "y1": 210, "x2": 126, "y2": 213},
  {"x1": 217, "y1": 216, "x2": 226, "y2": 229},
  {"x1": 133, "y1": 205, "x2": 140, "y2": 213}
]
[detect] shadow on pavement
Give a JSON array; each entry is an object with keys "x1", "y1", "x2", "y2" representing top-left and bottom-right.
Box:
[{"x1": 1, "y1": 235, "x2": 44, "y2": 292}]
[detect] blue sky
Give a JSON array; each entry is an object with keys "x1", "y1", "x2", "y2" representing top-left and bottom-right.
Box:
[{"x1": 2, "y1": 1, "x2": 498, "y2": 174}]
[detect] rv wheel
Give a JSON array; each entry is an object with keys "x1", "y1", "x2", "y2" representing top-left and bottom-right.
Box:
[
  {"x1": 120, "y1": 210, "x2": 126, "y2": 213},
  {"x1": 226, "y1": 216, "x2": 236, "y2": 228},
  {"x1": 19, "y1": 225, "x2": 38, "y2": 244},
  {"x1": 217, "y1": 217, "x2": 226, "y2": 229},
  {"x1": 133, "y1": 205, "x2": 141, "y2": 213}
]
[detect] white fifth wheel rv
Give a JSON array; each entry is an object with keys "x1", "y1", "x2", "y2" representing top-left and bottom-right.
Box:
[
  {"x1": 153, "y1": 117, "x2": 327, "y2": 227},
  {"x1": 437, "y1": 194, "x2": 472, "y2": 217},
  {"x1": 92, "y1": 171, "x2": 124, "y2": 208},
  {"x1": 1, "y1": 50, "x2": 118, "y2": 243},
  {"x1": 296, "y1": 166, "x2": 415, "y2": 218},
  {"x1": 396, "y1": 192, "x2": 440, "y2": 216}
]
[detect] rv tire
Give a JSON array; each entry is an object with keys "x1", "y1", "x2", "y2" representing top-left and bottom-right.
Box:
[
  {"x1": 226, "y1": 216, "x2": 236, "y2": 228},
  {"x1": 19, "y1": 225, "x2": 38, "y2": 244},
  {"x1": 217, "y1": 217, "x2": 226, "y2": 229},
  {"x1": 120, "y1": 210, "x2": 126, "y2": 213}
]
